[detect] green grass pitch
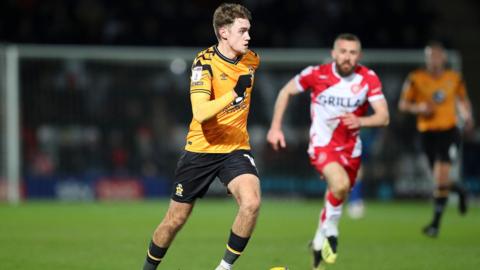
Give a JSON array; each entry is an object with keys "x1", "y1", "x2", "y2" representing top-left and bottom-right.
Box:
[{"x1": 1, "y1": 199, "x2": 479, "y2": 270}]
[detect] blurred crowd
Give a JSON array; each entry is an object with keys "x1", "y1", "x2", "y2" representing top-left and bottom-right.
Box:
[
  {"x1": 4, "y1": 0, "x2": 478, "y2": 197},
  {"x1": 18, "y1": 57, "x2": 424, "y2": 195},
  {"x1": 1, "y1": 0, "x2": 437, "y2": 48}
]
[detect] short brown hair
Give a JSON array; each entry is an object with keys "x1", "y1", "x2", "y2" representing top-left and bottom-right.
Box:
[
  {"x1": 334, "y1": 33, "x2": 362, "y2": 50},
  {"x1": 213, "y1": 3, "x2": 252, "y2": 40}
]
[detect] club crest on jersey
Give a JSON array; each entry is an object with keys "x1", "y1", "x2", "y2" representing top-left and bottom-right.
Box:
[
  {"x1": 220, "y1": 73, "x2": 228, "y2": 80},
  {"x1": 433, "y1": 89, "x2": 446, "y2": 104},
  {"x1": 175, "y1": 184, "x2": 184, "y2": 197},
  {"x1": 350, "y1": 84, "x2": 362, "y2": 94},
  {"x1": 191, "y1": 66, "x2": 202, "y2": 82}
]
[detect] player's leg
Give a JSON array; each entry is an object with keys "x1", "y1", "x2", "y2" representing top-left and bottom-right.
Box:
[
  {"x1": 446, "y1": 128, "x2": 468, "y2": 215},
  {"x1": 311, "y1": 161, "x2": 351, "y2": 268},
  {"x1": 423, "y1": 128, "x2": 466, "y2": 237},
  {"x1": 348, "y1": 166, "x2": 365, "y2": 219},
  {"x1": 421, "y1": 131, "x2": 442, "y2": 237},
  {"x1": 450, "y1": 181, "x2": 468, "y2": 215},
  {"x1": 309, "y1": 149, "x2": 357, "y2": 268},
  {"x1": 215, "y1": 174, "x2": 261, "y2": 270},
  {"x1": 423, "y1": 160, "x2": 450, "y2": 237},
  {"x1": 143, "y1": 151, "x2": 218, "y2": 269},
  {"x1": 318, "y1": 162, "x2": 350, "y2": 263},
  {"x1": 143, "y1": 200, "x2": 194, "y2": 270},
  {"x1": 215, "y1": 150, "x2": 261, "y2": 270},
  {"x1": 310, "y1": 206, "x2": 326, "y2": 270}
]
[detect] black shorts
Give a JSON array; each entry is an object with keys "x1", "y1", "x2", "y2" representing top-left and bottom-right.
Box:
[
  {"x1": 171, "y1": 149, "x2": 258, "y2": 203},
  {"x1": 420, "y1": 127, "x2": 460, "y2": 168}
]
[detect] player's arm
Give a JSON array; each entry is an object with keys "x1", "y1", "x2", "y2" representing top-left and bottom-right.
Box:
[
  {"x1": 267, "y1": 78, "x2": 301, "y2": 150},
  {"x1": 458, "y1": 96, "x2": 474, "y2": 129},
  {"x1": 341, "y1": 97, "x2": 389, "y2": 129},
  {"x1": 398, "y1": 99, "x2": 434, "y2": 116},
  {"x1": 398, "y1": 75, "x2": 434, "y2": 116},
  {"x1": 456, "y1": 81, "x2": 474, "y2": 131},
  {"x1": 362, "y1": 97, "x2": 390, "y2": 127},
  {"x1": 191, "y1": 74, "x2": 251, "y2": 124},
  {"x1": 191, "y1": 91, "x2": 236, "y2": 124}
]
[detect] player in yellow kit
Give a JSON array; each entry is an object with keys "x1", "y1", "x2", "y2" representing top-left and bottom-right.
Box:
[
  {"x1": 142, "y1": 3, "x2": 260, "y2": 270},
  {"x1": 399, "y1": 41, "x2": 473, "y2": 237}
]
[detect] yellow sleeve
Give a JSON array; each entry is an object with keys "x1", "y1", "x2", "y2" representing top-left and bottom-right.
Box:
[
  {"x1": 189, "y1": 60, "x2": 236, "y2": 123},
  {"x1": 190, "y1": 61, "x2": 212, "y2": 95},
  {"x1": 400, "y1": 73, "x2": 417, "y2": 102},
  {"x1": 190, "y1": 91, "x2": 236, "y2": 123}
]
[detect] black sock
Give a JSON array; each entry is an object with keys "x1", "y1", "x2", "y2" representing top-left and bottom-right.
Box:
[
  {"x1": 143, "y1": 240, "x2": 168, "y2": 270},
  {"x1": 223, "y1": 230, "x2": 250, "y2": 265},
  {"x1": 431, "y1": 196, "x2": 448, "y2": 228}
]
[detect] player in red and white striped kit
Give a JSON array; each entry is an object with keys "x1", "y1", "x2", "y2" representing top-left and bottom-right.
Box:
[{"x1": 267, "y1": 33, "x2": 389, "y2": 269}]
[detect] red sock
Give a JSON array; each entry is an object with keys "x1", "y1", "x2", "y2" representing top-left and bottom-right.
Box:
[{"x1": 327, "y1": 191, "x2": 343, "y2": 207}]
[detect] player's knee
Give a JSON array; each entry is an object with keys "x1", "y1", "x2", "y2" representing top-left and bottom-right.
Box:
[
  {"x1": 436, "y1": 174, "x2": 450, "y2": 184},
  {"x1": 240, "y1": 196, "x2": 261, "y2": 217},
  {"x1": 331, "y1": 181, "x2": 350, "y2": 199},
  {"x1": 164, "y1": 211, "x2": 189, "y2": 230}
]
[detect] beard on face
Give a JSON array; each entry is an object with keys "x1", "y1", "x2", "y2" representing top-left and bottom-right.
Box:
[
  {"x1": 336, "y1": 60, "x2": 355, "y2": 77},
  {"x1": 335, "y1": 61, "x2": 355, "y2": 77}
]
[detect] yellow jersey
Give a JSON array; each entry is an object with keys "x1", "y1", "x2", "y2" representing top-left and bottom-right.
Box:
[
  {"x1": 401, "y1": 69, "x2": 467, "y2": 132},
  {"x1": 185, "y1": 45, "x2": 260, "y2": 153}
]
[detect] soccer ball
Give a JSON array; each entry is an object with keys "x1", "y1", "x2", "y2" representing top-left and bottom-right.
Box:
[{"x1": 269, "y1": 267, "x2": 288, "y2": 270}]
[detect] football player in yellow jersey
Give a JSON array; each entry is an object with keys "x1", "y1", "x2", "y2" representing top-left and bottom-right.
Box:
[
  {"x1": 399, "y1": 42, "x2": 474, "y2": 238},
  {"x1": 142, "y1": 3, "x2": 260, "y2": 270}
]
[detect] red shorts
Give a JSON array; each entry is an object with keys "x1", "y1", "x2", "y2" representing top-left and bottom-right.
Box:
[{"x1": 309, "y1": 147, "x2": 361, "y2": 186}]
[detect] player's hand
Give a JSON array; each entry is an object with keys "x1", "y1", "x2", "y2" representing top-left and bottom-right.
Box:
[
  {"x1": 415, "y1": 102, "x2": 434, "y2": 117},
  {"x1": 234, "y1": 74, "x2": 252, "y2": 97},
  {"x1": 341, "y1": 113, "x2": 361, "y2": 129},
  {"x1": 267, "y1": 128, "x2": 286, "y2": 151},
  {"x1": 463, "y1": 114, "x2": 475, "y2": 135}
]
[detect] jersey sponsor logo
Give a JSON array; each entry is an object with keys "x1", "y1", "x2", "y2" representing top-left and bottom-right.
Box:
[
  {"x1": 191, "y1": 66, "x2": 203, "y2": 82},
  {"x1": 315, "y1": 95, "x2": 362, "y2": 108},
  {"x1": 223, "y1": 97, "x2": 248, "y2": 114},
  {"x1": 175, "y1": 183, "x2": 184, "y2": 197}
]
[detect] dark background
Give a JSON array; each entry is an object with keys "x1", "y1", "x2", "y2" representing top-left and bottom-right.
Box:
[
  {"x1": 1, "y1": 0, "x2": 479, "y2": 199},
  {"x1": 1, "y1": 0, "x2": 479, "y2": 117}
]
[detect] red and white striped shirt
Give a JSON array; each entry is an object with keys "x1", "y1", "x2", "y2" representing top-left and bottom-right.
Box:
[{"x1": 295, "y1": 62, "x2": 384, "y2": 158}]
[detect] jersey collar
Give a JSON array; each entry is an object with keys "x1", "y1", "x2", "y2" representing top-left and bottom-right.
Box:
[{"x1": 214, "y1": 45, "x2": 243, "y2": 65}]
